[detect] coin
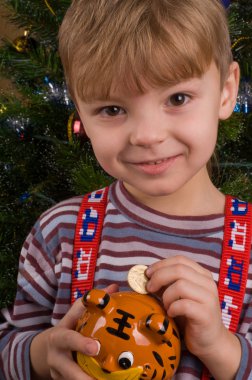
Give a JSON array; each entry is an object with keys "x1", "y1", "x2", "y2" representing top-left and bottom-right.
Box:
[{"x1": 127, "y1": 264, "x2": 149, "y2": 294}]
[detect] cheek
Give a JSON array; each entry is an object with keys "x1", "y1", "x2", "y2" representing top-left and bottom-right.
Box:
[
  {"x1": 89, "y1": 129, "x2": 126, "y2": 164},
  {"x1": 176, "y1": 115, "x2": 218, "y2": 148},
  {"x1": 90, "y1": 140, "x2": 119, "y2": 176},
  {"x1": 91, "y1": 143, "x2": 111, "y2": 163},
  {"x1": 89, "y1": 129, "x2": 121, "y2": 153}
]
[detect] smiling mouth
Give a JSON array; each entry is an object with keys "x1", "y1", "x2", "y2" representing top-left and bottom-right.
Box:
[
  {"x1": 136, "y1": 155, "x2": 180, "y2": 165},
  {"x1": 129, "y1": 155, "x2": 180, "y2": 175},
  {"x1": 141, "y1": 158, "x2": 169, "y2": 165}
]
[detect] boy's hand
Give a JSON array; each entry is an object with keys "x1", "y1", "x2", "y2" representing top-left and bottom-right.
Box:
[
  {"x1": 30, "y1": 284, "x2": 119, "y2": 380},
  {"x1": 46, "y1": 297, "x2": 97, "y2": 380},
  {"x1": 145, "y1": 256, "x2": 241, "y2": 380},
  {"x1": 146, "y1": 255, "x2": 221, "y2": 357}
]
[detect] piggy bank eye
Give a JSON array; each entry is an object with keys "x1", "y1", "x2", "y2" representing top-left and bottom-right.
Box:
[{"x1": 118, "y1": 351, "x2": 134, "y2": 369}]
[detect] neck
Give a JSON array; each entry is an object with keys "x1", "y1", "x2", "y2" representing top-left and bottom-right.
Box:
[{"x1": 123, "y1": 171, "x2": 225, "y2": 217}]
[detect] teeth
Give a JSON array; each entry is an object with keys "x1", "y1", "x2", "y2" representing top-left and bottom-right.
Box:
[{"x1": 148, "y1": 160, "x2": 163, "y2": 165}]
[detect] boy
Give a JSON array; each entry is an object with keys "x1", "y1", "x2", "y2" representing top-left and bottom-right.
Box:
[{"x1": 0, "y1": 0, "x2": 251, "y2": 379}]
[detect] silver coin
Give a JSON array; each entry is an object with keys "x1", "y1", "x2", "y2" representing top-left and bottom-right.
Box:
[{"x1": 127, "y1": 264, "x2": 148, "y2": 294}]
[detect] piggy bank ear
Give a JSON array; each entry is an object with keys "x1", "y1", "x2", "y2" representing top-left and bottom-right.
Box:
[
  {"x1": 142, "y1": 313, "x2": 179, "y2": 344},
  {"x1": 82, "y1": 289, "x2": 115, "y2": 313}
]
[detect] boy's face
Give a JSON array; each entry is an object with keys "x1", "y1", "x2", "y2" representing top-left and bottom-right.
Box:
[{"x1": 77, "y1": 62, "x2": 236, "y2": 208}]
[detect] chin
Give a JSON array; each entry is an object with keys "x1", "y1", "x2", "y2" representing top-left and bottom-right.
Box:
[{"x1": 135, "y1": 184, "x2": 181, "y2": 198}]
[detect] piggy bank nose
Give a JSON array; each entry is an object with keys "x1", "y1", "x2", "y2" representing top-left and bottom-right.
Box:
[{"x1": 101, "y1": 354, "x2": 117, "y2": 373}]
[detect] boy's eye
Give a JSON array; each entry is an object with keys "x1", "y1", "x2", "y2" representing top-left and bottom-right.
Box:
[
  {"x1": 169, "y1": 93, "x2": 190, "y2": 106},
  {"x1": 100, "y1": 106, "x2": 125, "y2": 116}
]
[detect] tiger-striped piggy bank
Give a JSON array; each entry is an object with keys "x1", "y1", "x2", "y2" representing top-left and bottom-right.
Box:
[{"x1": 75, "y1": 289, "x2": 180, "y2": 380}]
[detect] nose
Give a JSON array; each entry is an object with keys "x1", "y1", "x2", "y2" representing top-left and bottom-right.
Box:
[
  {"x1": 101, "y1": 355, "x2": 117, "y2": 373},
  {"x1": 129, "y1": 116, "x2": 167, "y2": 147}
]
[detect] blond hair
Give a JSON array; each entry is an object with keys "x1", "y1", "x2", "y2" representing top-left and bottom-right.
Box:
[{"x1": 59, "y1": 0, "x2": 233, "y2": 103}]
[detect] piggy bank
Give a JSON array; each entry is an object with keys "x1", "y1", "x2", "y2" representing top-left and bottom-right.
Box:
[{"x1": 75, "y1": 289, "x2": 180, "y2": 380}]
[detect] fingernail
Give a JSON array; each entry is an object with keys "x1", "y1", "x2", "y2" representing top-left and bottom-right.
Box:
[
  {"x1": 145, "y1": 266, "x2": 152, "y2": 277},
  {"x1": 94, "y1": 340, "x2": 101, "y2": 355},
  {"x1": 86, "y1": 340, "x2": 100, "y2": 356}
]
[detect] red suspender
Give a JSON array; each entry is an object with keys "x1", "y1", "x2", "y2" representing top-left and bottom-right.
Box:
[
  {"x1": 201, "y1": 196, "x2": 252, "y2": 380},
  {"x1": 219, "y1": 196, "x2": 251, "y2": 331},
  {"x1": 71, "y1": 187, "x2": 109, "y2": 305},
  {"x1": 71, "y1": 192, "x2": 251, "y2": 379}
]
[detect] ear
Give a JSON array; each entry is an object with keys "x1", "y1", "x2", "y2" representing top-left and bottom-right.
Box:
[
  {"x1": 140, "y1": 313, "x2": 175, "y2": 344},
  {"x1": 82, "y1": 289, "x2": 115, "y2": 313},
  {"x1": 219, "y1": 62, "x2": 240, "y2": 120}
]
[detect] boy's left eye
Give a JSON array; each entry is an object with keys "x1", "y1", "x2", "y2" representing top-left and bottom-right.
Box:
[
  {"x1": 100, "y1": 105, "x2": 125, "y2": 116},
  {"x1": 168, "y1": 93, "x2": 190, "y2": 106}
]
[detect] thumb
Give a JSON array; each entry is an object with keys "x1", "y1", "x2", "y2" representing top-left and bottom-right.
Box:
[
  {"x1": 59, "y1": 297, "x2": 85, "y2": 329},
  {"x1": 59, "y1": 284, "x2": 118, "y2": 330}
]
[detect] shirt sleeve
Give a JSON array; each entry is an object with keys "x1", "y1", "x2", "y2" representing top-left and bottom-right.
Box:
[
  {"x1": 235, "y1": 334, "x2": 252, "y2": 380},
  {"x1": 0, "y1": 219, "x2": 57, "y2": 380},
  {"x1": 0, "y1": 197, "x2": 78, "y2": 380}
]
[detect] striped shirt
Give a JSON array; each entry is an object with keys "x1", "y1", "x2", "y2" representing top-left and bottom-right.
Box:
[{"x1": 0, "y1": 180, "x2": 251, "y2": 380}]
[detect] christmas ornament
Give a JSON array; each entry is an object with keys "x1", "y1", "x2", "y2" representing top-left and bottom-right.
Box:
[
  {"x1": 234, "y1": 79, "x2": 252, "y2": 114},
  {"x1": 67, "y1": 111, "x2": 87, "y2": 144},
  {"x1": 40, "y1": 77, "x2": 72, "y2": 107},
  {"x1": 231, "y1": 37, "x2": 252, "y2": 114},
  {"x1": 19, "y1": 192, "x2": 31, "y2": 203},
  {"x1": 3, "y1": 163, "x2": 12, "y2": 172},
  {"x1": 13, "y1": 30, "x2": 36, "y2": 53},
  {"x1": 221, "y1": 0, "x2": 231, "y2": 8},
  {"x1": 0, "y1": 104, "x2": 7, "y2": 114},
  {"x1": 231, "y1": 37, "x2": 251, "y2": 51},
  {"x1": 6, "y1": 116, "x2": 33, "y2": 141}
]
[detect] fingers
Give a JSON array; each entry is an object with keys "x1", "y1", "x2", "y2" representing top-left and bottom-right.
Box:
[
  {"x1": 59, "y1": 284, "x2": 118, "y2": 330},
  {"x1": 162, "y1": 278, "x2": 218, "y2": 316},
  {"x1": 46, "y1": 285, "x2": 120, "y2": 380},
  {"x1": 49, "y1": 327, "x2": 100, "y2": 356},
  {"x1": 145, "y1": 256, "x2": 219, "y2": 323},
  {"x1": 49, "y1": 356, "x2": 94, "y2": 380},
  {"x1": 47, "y1": 329, "x2": 99, "y2": 379},
  {"x1": 146, "y1": 255, "x2": 212, "y2": 278},
  {"x1": 104, "y1": 283, "x2": 119, "y2": 294},
  {"x1": 147, "y1": 263, "x2": 214, "y2": 294},
  {"x1": 58, "y1": 298, "x2": 85, "y2": 329},
  {"x1": 166, "y1": 297, "x2": 214, "y2": 323},
  {"x1": 53, "y1": 284, "x2": 119, "y2": 355},
  {"x1": 146, "y1": 255, "x2": 214, "y2": 294}
]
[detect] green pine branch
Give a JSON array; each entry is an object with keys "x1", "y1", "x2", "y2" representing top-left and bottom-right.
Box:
[
  {"x1": 3, "y1": 0, "x2": 70, "y2": 43},
  {"x1": 0, "y1": 42, "x2": 63, "y2": 94}
]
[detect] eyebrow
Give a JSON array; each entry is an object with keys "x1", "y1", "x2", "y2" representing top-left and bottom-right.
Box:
[
  {"x1": 84, "y1": 95, "x2": 125, "y2": 105},
  {"x1": 85, "y1": 77, "x2": 204, "y2": 105}
]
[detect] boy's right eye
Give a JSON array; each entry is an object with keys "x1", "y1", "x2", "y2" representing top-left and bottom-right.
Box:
[
  {"x1": 168, "y1": 93, "x2": 191, "y2": 107},
  {"x1": 99, "y1": 106, "x2": 125, "y2": 117}
]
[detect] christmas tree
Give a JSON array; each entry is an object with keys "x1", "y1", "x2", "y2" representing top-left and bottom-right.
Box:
[
  {"x1": 218, "y1": 0, "x2": 252, "y2": 198},
  {"x1": 0, "y1": 0, "x2": 251, "y2": 308},
  {"x1": 0, "y1": 0, "x2": 112, "y2": 307}
]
